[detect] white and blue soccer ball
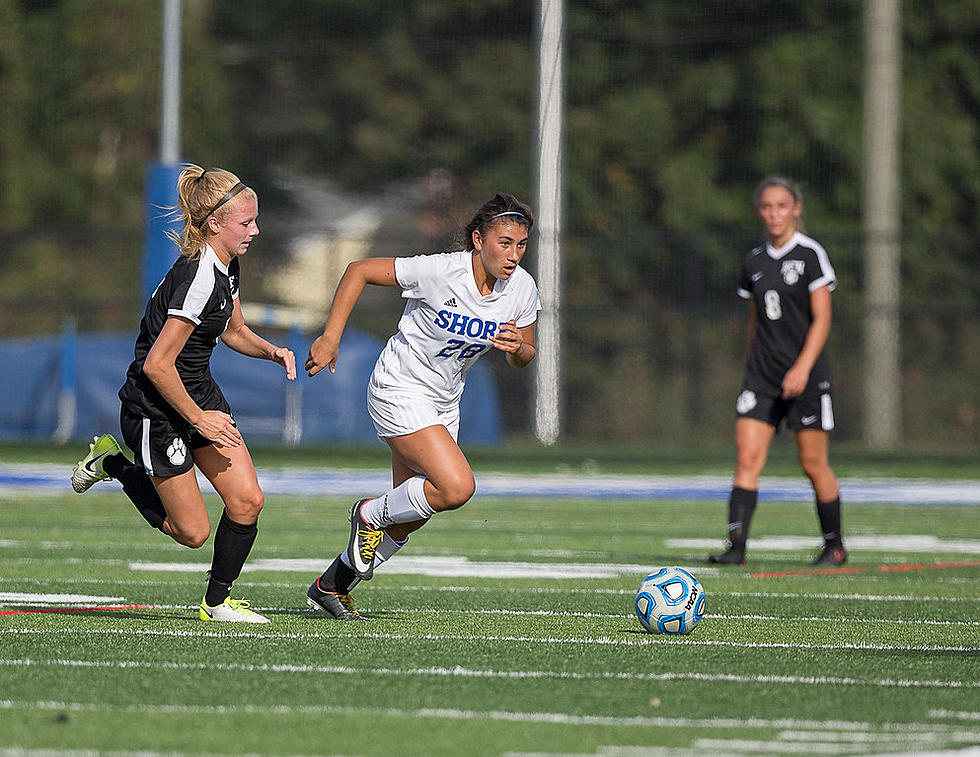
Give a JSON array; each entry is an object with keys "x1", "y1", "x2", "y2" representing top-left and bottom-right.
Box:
[{"x1": 634, "y1": 567, "x2": 706, "y2": 635}]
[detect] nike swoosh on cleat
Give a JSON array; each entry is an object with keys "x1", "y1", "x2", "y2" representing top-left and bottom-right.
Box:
[
  {"x1": 352, "y1": 545, "x2": 372, "y2": 572},
  {"x1": 84, "y1": 451, "x2": 112, "y2": 475},
  {"x1": 201, "y1": 606, "x2": 214, "y2": 619}
]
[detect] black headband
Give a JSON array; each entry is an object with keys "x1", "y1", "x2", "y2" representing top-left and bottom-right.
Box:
[{"x1": 200, "y1": 182, "x2": 247, "y2": 227}]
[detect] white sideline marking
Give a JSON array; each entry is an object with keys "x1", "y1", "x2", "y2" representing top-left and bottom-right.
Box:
[
  {"x1": 120, "y1": 553, "x2": 979, "y2": 583},
  {"x1": 777, "y1": 730, "x2": 952, "y2": 743},
  {"x1": 8, "y1": 599, "x2": 976, "y2": 629},
  {"x1": 375, "y1": 608, "x2": 980, "y2": 627},
  {"x1": 125, "y1": 556, "x2": 712, "y2": 580},
  {"x1": 715, "y1": 613, "x2": 979, "y2": 627},
  {"x1": 1, "y1": 658, "x2": 977, "y2": 690},
  {"x1": 0, "y1": 592, "x2": 124, "y2": 604},
  {"x1": 696, "y1": 746, "x2": 980, "y2": 757},
  {"x1": 0, "y1": 699, "x2": 975, "y2": 735},
  {"x1": 375, "y1": 584, "x2": 980, "y2": 605},
  {"x1": 671, "y1": 535, "x2": 980, "y2": 554},
  {"x1": 726, "y1": 590, "x2": 980, "y2": 603},
  {"x1": 1, "y1": 627, "x2": 976, "y2": 653},
  {"x1": 930, "y1": 710, "x2": 980, "y2": 721},
  {"x1": 2, "y1": 578, "x2": 977, "y2": 606},
  {"x1": 694, "y1": 739, "x2": 842, "y2": 754}
]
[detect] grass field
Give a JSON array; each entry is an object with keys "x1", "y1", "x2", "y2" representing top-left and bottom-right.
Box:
[{"x1": 1, "y1": 463, "x2": 979, "y2": 756}]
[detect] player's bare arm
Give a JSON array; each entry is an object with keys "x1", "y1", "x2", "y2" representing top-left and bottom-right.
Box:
[
  {"x1": 220, "y1": 299, "x2": 296, "y2": 379},
  {"x1": 306, "y1": 257, "x2": 398, "y2": 376},
  {"x1": 143, "y1": 315, "x2": 242, "y2": 447}
]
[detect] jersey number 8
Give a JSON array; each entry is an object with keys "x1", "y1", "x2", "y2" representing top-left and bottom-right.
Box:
[{"x1": 763, "y1": 289, "x2": 782, "y2": 321}]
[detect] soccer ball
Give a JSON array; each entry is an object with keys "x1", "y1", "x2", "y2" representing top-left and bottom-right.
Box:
[{"x1": 634, "y1": 567, "x2": 706, "y2": 635}]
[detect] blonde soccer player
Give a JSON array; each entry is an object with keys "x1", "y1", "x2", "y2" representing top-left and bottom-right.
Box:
[{"x1": 71, "y1": 164, "x2": 295, "y2": 622}]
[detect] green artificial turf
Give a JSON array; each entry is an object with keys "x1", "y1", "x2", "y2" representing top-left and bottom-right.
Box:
[{"x1": 1, "y1": 489, "x2": 978, "y2": 756}]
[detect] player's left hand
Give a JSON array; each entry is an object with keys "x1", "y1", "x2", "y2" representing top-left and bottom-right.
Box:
[
  {"x1": 272, "y1": 346, "x2": 296, "y2": 380},
  {"x1": 781, "y1": 364, "x2": 809, "y2": 399},
  {"x1": 490, "y1": 319, "x2": 522, "y2": 353}
]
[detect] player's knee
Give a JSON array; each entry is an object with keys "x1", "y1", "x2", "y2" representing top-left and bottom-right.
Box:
[
  {"x1": 798, "y1": 454, "x2": 827, "y2": 481},
  {"x1": 435, "y1": 474, "x2": 476, "y2": 511},
  {"x1": 227, "y1": 488, "x2": 264, "y2": 522},
  {"x1": 735, "y1": 449, "x2": 766, "y2": 476},
  {"x1": 171, "y1": 523, "x2": 210, "y2": 549}
]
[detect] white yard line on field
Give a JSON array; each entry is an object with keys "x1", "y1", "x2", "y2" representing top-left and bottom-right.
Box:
[
  {"x1": 1, "y1": 626, "x2": 977, "y2": 653},
  {"x1": 930, "y1": 710, "x2": 980, "y2": 722},
  {"x1": 124, "y1": 556, "x2": 701, "y2": 580},
  {"x1": 0, "y1": 592, "x2": 125, "y2": 604},
  {"x1": 3, "y1": 597, "x2": 977, "y2": 629},
  {"x1": 0, "y1": 657, "x2": 977, "y2": 691},
  {"x1": 2, "y1": 577, "x2": 977, "y2": 603},
  {"x1": 669, "y1": 535, "x2": 980, "y2": 554},
  {"x1": 0, "y1": 698, "x2": 976, "y2": 736}
]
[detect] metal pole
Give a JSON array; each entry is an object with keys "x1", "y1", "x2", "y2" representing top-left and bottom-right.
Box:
[
  {"x1": 534, "y1": 0, "x2": 564, "y2": 445},
  {"x1": 863, "y1": 0, "x2": 902, "y2": 448},
  {"x1": 160, "y1": 0, "x2": 182, "y2": 164},
  {"x1": 284, "y1": 324, "x2": 304, "y2": 446},
  {"x1": 53, "y1": 316, "x2": 77, "y2": 444},
  {"x1": 143, "y1": 0, "x2": 182, "y2": 303}
]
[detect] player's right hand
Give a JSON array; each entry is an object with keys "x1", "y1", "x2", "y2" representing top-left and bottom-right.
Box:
[
  {"x1": 194, "y1": 410, "x2": 242, "y2": 448},
  {"x1": 305, "y1": 334, "x2": 339, "y2": 377}
]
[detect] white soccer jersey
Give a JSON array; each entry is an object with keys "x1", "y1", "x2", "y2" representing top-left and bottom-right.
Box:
[{"x1": 369, "y1": 250, "x2": 541, "y2": 407}]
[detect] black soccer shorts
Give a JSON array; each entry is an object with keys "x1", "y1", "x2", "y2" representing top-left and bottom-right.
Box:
[
  {"x1": 119, "y1": 400, "x2": 232, "y2": 478},
  {"x1": 734, "y1": 388, "x2": 834, "y2": 432}
]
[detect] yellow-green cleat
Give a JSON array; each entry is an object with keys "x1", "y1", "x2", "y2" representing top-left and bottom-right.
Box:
[
  {"x1": 71, "y1": 434, "x2": 122, "y2": 493},
  {"x1": 199, "y1": 597, "x2": 270, "y2": 624}
]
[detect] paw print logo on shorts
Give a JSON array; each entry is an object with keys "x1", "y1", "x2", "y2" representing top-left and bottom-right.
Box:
[
  {"x1": 736, "y1": 390, "x2": 757, "y2": 414},
  {"x1": 166, "y1": 438, "x2": 187, "y2": 466}
]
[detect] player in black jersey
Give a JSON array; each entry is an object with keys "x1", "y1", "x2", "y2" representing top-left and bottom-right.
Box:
[
  {"x1": 71, "y1": 164, "x2": 296, "y2": 622},
  {"x1": 709, "y1": 177, "x2": 847, "y2": 567}
]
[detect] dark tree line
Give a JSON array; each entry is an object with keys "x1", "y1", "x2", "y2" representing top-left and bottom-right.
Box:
[{"x1": 1, "y1": 0, "x2": 978, "y2": 441}]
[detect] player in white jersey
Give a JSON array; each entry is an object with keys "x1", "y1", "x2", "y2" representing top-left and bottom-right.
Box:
[
  {"x1": 708, "y1": 177, "x2": 846, "y2": 568},
  {"x1": 304, "y1": 193, "x2": 540, "y2": 620},
  {"x1": 70, "y1": 164, "x2": 296, "y2": 623}
]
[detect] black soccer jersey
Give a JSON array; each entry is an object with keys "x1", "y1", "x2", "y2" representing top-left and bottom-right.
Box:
[
  {"x1": 118, "y1": 245, "x2": 239, "y2": 420},
  {"x1": 738, "y1": 231, "x2": 836, "y2": 395}
]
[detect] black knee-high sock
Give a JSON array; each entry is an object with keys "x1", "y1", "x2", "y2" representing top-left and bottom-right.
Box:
[
  {"x1": 816, "y1": 495, "x2": 843, "y2": 546},
  {"x1": 318, "y1": 554, "x2": 359, "y2": 594},
  {"x1": 728, "y1": 487, "x2": 758, "y2": 552},
  {"x1": 205, "y1": 510, "x2": 258, "y2": 606},
  {"x1": 102, "y1": 454, "x2": 167, "y2": 531}
]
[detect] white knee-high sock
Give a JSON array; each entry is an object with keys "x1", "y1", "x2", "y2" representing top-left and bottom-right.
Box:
[
  {"x1": 374, "y1": 535, "x2": 407, "y2": 567},
  {"x1": 362, "y1": 476, "x2": 435, "y2": 528}
]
